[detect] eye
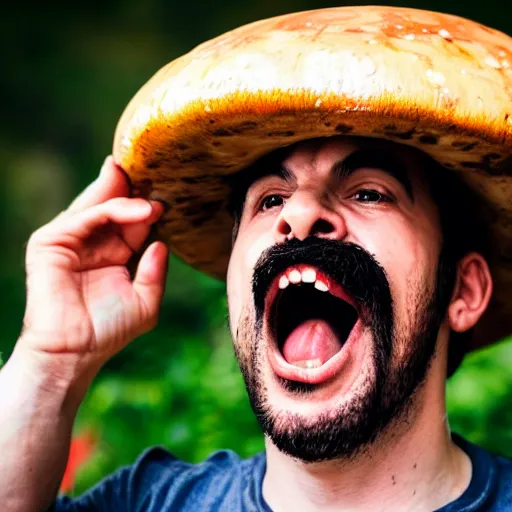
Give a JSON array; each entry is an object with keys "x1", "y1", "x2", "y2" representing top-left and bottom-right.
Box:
[
  {"x1": 259, "y1": 194, "x2": 284, "y2": 211},
  {"x1": 352, "y1": 189, "x2": 392, "y2": 203}
]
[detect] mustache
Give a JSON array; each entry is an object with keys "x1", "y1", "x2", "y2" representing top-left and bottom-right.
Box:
[{"x1": 251, "y1": 238, "x2": 394, "y2": 344}]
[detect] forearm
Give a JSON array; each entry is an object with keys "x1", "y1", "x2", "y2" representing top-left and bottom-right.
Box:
[{"x1": 0, "y1": 344, "x2": 97, "y2": 512}]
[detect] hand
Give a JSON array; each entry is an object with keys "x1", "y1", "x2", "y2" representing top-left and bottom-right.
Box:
[{"x1": 19, "y1": 156, "x2": 168, "y2": 377}]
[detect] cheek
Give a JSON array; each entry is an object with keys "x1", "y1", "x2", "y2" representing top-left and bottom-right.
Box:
[
  {"x1": 350, "y1": 215, "x2": 440, "y2": 325},
  {"x1": 227, "y1": 252, "x2": 244, "y2": 337},
  {"x1": 227, "y1": 220, "x2": 275, "y2": 333}
]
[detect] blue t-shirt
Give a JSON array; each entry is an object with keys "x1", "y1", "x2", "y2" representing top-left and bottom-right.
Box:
[{"x1": 52, "y1": 434, "x2": 512, "y2": 511}]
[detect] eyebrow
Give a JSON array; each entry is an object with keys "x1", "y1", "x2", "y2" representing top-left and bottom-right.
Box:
[
  {"x1": 255, "y1": 148, "x2": 414, "y2": 201},
  {"x1": 227, "y1": 145, "x2": 415, "y2": 221},
  {"x1": 332, "y1": 149, "x2": 414, "y2": 201}
]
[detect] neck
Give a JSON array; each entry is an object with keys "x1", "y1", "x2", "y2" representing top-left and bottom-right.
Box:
[{"x1": 262, "y1": 364, "x2": 471, "y2": 512}]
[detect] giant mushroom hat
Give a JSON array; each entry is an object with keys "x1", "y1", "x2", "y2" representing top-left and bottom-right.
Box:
[{"x1": 113, "y1": 5, "x2": 512, "y2": 350}]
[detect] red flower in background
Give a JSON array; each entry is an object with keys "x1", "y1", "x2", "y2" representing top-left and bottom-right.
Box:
[{"x1": 60, "y1": 430, "x2": 98, "y2": 493}]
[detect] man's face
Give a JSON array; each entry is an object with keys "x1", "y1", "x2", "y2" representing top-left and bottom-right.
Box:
[{"x1": 226, "y1": 136, "x2": 448, "y2": 462}]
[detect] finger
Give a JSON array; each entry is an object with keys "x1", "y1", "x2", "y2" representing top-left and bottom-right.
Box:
[
  {"x1": 133, "y1": 241, "x2": 169, "y2": 324},
  {"x1": 57, "y1": 197, "x2": 154, "y2": 242},
  {"x1": 66, "y1": 157, "x2": 131, "y2": 215},
  {"x1": 121, "y1": 201, "x2": 165, "y2": 252}
]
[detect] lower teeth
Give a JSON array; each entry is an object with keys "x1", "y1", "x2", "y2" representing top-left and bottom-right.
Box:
[{"x1": 293, "y1": 359, "x2": 322, "y2": 369}]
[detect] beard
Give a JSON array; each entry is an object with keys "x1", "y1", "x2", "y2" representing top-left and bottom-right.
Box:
[{"x1": 232, "y1": 237, "x2": 453, "y2": 463}]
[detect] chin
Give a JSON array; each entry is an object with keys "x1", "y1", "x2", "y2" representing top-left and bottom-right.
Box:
[{"x1": 264, "y1": 358, "x2": 377, "y2": 425}]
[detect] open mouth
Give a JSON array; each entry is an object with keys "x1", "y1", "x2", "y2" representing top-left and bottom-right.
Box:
[{"x1": 266, "y1": 265, "x2": 361, "y2": 384}]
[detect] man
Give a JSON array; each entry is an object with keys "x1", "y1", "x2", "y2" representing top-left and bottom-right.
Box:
[{"x1": 1, "y1": 5, "x2": 511, "y2": 512}]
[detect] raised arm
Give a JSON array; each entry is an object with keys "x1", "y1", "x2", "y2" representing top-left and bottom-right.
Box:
[{"x1": 0, "y1": 157, "x2": 168, "y2": 512}]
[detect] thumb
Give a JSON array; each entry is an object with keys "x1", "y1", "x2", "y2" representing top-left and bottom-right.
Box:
[{"x1": 133, "y1": 241, "x2": 169, "y2": 324}]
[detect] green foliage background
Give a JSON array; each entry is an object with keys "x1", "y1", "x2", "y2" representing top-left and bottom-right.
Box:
[{"x1": 1, "y1": 0, "x2": 511, "y2": 496}]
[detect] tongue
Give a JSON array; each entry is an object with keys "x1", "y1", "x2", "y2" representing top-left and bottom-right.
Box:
[{"x1": 282, "y1": 319, "x2": 342, "y2": 368}]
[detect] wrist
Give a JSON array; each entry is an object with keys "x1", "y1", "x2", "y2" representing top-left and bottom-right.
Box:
[{"x1": 4, "y1": 342, "x2": 101, "y2": 414}]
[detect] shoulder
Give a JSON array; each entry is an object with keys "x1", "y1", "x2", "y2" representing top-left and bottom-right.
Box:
[
  {"x1": 53, "y1": 447, "x2": 265, "y2": 512},
  {"x1": 131, "y1": 445, "x2": 258, "y2": 488},
  {"x1": 492, "y1": 453, "x2": 512, "y2": 508}
]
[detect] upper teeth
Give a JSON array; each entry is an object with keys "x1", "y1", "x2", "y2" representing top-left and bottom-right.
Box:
[
  {"x1": 288, "y1": 269, "x2": 301, "y2": 284},
  {"x1": 278, "y1": 266, "x2": 329, "y2": 291},
  {"x1": 302, "y1": 268, "x2": 316, "y2": 283}
]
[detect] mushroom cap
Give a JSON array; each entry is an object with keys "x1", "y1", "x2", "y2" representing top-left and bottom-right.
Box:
[{"x1": 113, "y1": 5, "x2": 512, "y2": 349}]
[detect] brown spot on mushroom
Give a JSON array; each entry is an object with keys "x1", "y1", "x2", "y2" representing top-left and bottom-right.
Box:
[
  {"x1": 334, "y1": 123, "x2": 354, "y2": 133},
  {"x1": 418, "y1": 133, "x2": 439, "y2": 144},
  {"x1": 452, "y1": 140, "x2": 479, "y2": 151},
  {"x1": 235, "y1": 121, "x2": 259, "y2": 131},
  {"x1": 181, "y1": 176, "x2": 208, "y2": 184},
  {"x1": 213, "y1": 121, "x2": 260, "y2": 137},
  {"x1": 200, "y1": 200, "x2": 224, "y2": 216},
  {"x1": 180, "y1": 152, "x2": 211, "y2": 164},
  {"x1": 213, "y1": 128, "x2": 235, "y2": 137},
  {"x1": 385, "y1": 128, "x2": 416, "y2": 140},
  {"x1": 267, "y1": 130, "x2": 296, "y2": 136}
]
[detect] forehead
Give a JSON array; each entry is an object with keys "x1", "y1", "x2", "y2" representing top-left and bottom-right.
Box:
[{"x1": 281, "y1": 136, "x2": 428, "y2": 176}]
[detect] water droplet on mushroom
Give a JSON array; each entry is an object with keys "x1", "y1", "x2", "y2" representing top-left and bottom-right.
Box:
[
  {"x1": 315, "y1": 98, "x2": 322, "y2": 108},
  {"x1": 403, "y1": 34, "x2": 415, "y2": 41},
  {"x1": 395, "y1": 24, "x2": 404, "y2": 30},
  {"x1": 438, "y1": 29, "x2": 452, "y2": 39},
  {"x1": 305, "y1": 21, "x2": 312, "y2": 27},
  {"x1": 485, "y1": 56, "x2": 501, "y2": 69}
]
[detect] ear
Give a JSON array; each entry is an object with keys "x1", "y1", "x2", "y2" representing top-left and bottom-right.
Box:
[{"x1": 447, "y1": 253, "x2": 493, "y2": 333}]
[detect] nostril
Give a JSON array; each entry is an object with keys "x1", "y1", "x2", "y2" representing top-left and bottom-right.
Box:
[
  {"x1": 312, "y1": 219, "x2": 335, "y2": 235},
  {"x1": 277, "y1": 219, "x2": 292, "y2": 236}
]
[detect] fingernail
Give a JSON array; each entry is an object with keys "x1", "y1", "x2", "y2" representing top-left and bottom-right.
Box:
[{"x1": 139, "y1": 200, "x2": 153, "y2": 213}]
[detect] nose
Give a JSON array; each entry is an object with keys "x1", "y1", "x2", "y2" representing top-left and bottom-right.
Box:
[{"x1": 273, "y1": 189, "x2": 347, "y2": 243}]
